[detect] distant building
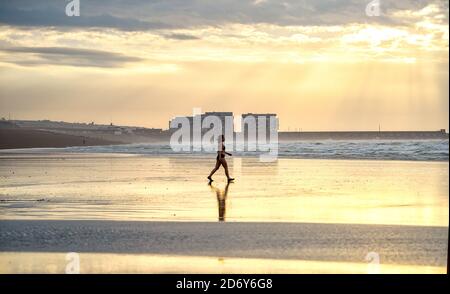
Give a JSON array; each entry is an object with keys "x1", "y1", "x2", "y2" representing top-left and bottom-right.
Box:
[
  {"x1": 204, "y1": 112, "x2": 234, "y2": 135},
  {"x1": 168, "y1": 111, "x2": 279, "y2": 142},
  {"x1": 169, "y1": 112, "x2": 234, "y2": 136},
  {"x1": 133, "y1": 128, "x2": 163, "y2": 136},
  {"x1": 241, "y1": 113, "x2": 278, "y2": 140}
]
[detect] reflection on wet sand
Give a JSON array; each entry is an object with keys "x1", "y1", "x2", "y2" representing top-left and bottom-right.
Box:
[
  {"x1": 0, "y1": 155, "x2": 447, "y2": 226},
  {"x1": 209, "y1": 182, "x2": 230, "y2": 221},
  {"x1": 0, "y1": 252, "x2": 445, "y2": 274}
]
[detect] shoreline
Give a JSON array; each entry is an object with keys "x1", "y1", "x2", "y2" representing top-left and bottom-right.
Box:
[
  {"x1": 0, "y1": 136, "x2": 448, "y2": 163},
  {"x1": 0, "y1": 150, "x2": 448, "y2": 164}
]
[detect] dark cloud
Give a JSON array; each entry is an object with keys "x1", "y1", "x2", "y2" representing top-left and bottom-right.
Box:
[
  {"x1": 0, "y1": 0, "x2": 447, "y2": 31},
  {"x1": 0, "y1": 2, "x2": 171, "y2": 31},
  {"x1": 0, "y1": 46, "x2": 143, "y2": 68},
  {"x1": 164, "y1": 33, "x2": 200, "y2": 40}
]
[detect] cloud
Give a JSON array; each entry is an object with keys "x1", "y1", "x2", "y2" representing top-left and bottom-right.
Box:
[
  {"x1": 163, "y1": 33, "x2": 200, "y2": 40},
  {"x1": 0, "y1": 46, "x2": 143, "y2": 68},
  {"x1": 253, "y1": 0, "x2": 269, "y2": 6},
  {"x1": 0, "y1": 3, "x2": 171, "y2": 31},
  {"x1": 0, "y1": 1, "x2": 447, "y2": 67},
  {"x1": 0, "y1": 0, "x2": 447, "y2": 31}
]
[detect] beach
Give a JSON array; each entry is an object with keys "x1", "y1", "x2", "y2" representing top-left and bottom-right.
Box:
[
  {"x1": 1, "y1": 0, "x2": 449, "y2": 279},
  {"x1": 0, "y1": 153, "x2": 448, "y2": 273},
  {"x1": 0, "y1": 128, "x2": 120, "y2": 149},
  {"x1": 0, "y1": 220, "x2": 447, "y2": 274}
]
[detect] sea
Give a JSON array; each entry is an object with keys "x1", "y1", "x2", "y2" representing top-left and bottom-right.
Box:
[{"x1": 16, "y1": 139, "x2": 447, "y2": 162}]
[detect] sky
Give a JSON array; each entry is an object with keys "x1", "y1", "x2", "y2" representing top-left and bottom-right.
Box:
[{"x1": 0, "y1": 0, "x2": 448, "y2": 131}]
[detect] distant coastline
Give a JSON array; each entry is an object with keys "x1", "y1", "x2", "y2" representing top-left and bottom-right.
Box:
[
  {"x1": 278, "y1": 130, "x2": 448, "y2": 140},
  {"x1": 0, "y1": 119, "x2": 448, "y2": 150},
  {"x1": 0, "y1": 128, "x2": 120, "y2": 150}
]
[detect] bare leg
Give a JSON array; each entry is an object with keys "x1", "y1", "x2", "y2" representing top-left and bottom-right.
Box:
[
  {"x1": 220, "y1": 159, "x2": 232, "y2": 180},
  {"x1": 208, "y1": 160, "x2": 221, "y2": 179}
]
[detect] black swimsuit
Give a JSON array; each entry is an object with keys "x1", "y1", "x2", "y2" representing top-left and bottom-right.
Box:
[{"x1": 217, "y1": 144, "x2": 225, "y2": 160}]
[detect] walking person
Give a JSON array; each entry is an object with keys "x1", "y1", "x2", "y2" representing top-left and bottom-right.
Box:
[{"x1": 207, "y1": 135, "x2": 234, "y2": 182}]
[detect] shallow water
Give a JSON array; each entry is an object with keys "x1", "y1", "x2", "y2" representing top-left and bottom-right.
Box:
[
  {"x1": 0, "y1": 154, "x2": 448, "y2": 226},
  {"x1": 1, "y1": 139, "x2": 448, "y2": 161}
]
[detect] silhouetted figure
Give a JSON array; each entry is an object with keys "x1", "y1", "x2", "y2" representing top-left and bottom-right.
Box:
[
  {"x1": 207, "y1": 135, "x2": 234, "y2": 182},
  {"x1": 209, "y1": 182, "x2": 230, "y2": 222}
]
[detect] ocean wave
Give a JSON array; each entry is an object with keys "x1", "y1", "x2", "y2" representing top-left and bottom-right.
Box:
[{"x1": 57, "y1": 139, "x2": 449, "y2": 162}]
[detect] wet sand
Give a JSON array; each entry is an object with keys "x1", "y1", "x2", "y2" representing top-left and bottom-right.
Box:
[
  {"x1": 0, "y1": 153, "x2": 448, "y2": 273},
  {"x1": 1, "y1": 252, "x2": 445, "y2": 274},
  {"x1": 0, "y1": 153, "x2": 448, "y2": 226},
  {"x1": 0, "y1": 220, "x2": 447, "y2": 268}
]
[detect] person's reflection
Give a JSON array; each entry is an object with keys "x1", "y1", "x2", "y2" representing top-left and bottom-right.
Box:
[{"x1": 209, "y1": 182, "x2": 230, "y2": 222}]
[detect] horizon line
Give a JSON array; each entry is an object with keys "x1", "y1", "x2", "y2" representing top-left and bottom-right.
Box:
[{"x1": 2, "y1": 118, "x2": 448, "y2": 134}]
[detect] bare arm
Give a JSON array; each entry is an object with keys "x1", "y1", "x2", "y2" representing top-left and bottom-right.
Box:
[{"x1": 218, "y1": 141, "x2": 231, "y2": 156}]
